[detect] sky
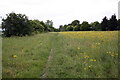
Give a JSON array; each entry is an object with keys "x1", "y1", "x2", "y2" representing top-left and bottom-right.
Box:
[{"x1": 0, "y1": 0, "x2": 119, "y2": 28}]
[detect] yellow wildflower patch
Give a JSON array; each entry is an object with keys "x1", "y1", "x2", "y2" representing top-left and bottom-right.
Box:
[
  {"x1": 84, "y1": 56, "x2": 90, "y2": 58},
  {"x1": 90, "y1": 59, "x2": 96, "y2": 62},
  {"x1": 12, "y1": 55, "x2": 17, "y2": 58}
]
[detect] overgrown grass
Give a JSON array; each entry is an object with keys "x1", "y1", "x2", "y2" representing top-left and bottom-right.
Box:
[
  {"x1": 2, "y1": 33, "x2": 53, "y2": 78},
  {"x1": 46, "y1": 31, "x2": 118, "y2": 78},
  {"x1": 2, "y1": 31, "x2": 118, "y2": 78}
]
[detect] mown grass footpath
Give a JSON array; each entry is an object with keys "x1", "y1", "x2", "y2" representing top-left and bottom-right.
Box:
[{"x1": 2, "y1": 31, "x2": 119, "y2": 78}]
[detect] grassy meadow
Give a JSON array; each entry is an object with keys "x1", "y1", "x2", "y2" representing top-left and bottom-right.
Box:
[{"x1": 2, "y1": 31, "x2": 119, "y2": 78}]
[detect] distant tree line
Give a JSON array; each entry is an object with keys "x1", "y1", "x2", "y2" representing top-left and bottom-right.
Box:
[
  {"x1": 2, "y1": 12, "x2": 58, "y2": 37},
  {"x1": 1, "y1": 12, "x2": 120, "y2": 37},
  {"x1": 59, "y1": 14, "x2": 120, "y2": 31}
]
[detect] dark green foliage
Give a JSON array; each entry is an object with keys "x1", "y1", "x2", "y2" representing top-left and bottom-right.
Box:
[
  {"x1": 54, "y1": 28, "x2": 59, "y2": 32},
  {"x1": 101, "y1": 16, "x2": 108, "y2": 31},
  {"x1": 59, "y1": 25, "x2": 67, "y2": 31},
  {"x1": 71, "y1": 20, "x2": 80, "y2": 26},
  {"x1": 58, "y1": 14, "x2": 120, "y2": 31},
  {"x1": 45, "y1": 20, "x2": 55, "y2": 32},
  {"x1": 90, "y1": 21, "x2": 101, "y2": 31},
  {"x1": 1, "y1": 12, "x2": 120, "y2": 36},
  {"x1": 74, "y1": 25, "x2": 81, "y2": 31},
  {"x1": 66, "y1": 26, "x2": 74, "y2": 31},
  {"x1": 80, "y1": 21, "x2": 91, "y2": 31},
  {"x1": 29, "y1": 20, "x2": 45, "y2": 33},
  {"x1": 1, "y1": 12, "x2": 57, "y2": 37},
  {"x1": 2, "y1": 12, "x2": 32, "y2": 37},
  {"x1": 117, "y1": 19, "x2": 120, "y2": 30},
  {"x1": 108, "y1": 14, "x2": 118, "y2": 31},
  {"x1": 59, "y1": 25, "x2": 64, "y2": 31}
]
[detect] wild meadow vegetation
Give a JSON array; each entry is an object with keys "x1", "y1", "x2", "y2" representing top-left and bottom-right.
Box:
[
  {"x1": 2, "y1": 31, "x2": 118, "y2": 78},
  {"x1": 1, "y1": 12, "x2": 119, "y2": 78}
]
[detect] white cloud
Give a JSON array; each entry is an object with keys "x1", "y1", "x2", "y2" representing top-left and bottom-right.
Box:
[{"x1": 0, "y1": 0, "x2": 119, "y2": 28}]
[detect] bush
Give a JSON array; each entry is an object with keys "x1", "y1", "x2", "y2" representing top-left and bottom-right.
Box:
[
  {"x1": 2, "y1": 12, "x2": 32, "y2": 37},
  {"x1": 29, "y1": 20, "x2": 45, "y2": 33}
]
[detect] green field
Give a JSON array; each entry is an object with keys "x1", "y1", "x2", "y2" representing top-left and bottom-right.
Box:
[{"x1": 2, "y1": 31, "x2": 119, "y2": 78}]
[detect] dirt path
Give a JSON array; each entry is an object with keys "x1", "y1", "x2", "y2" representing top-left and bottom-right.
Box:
[
  {"x1": 40, "y1": 49, "x2": 53, "y2": 78},
  {"x1": 40, "y1": 33, "x2": 60, "y2": 78}
]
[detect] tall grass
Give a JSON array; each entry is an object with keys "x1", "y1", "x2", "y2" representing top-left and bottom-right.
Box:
[
  {"x1": 3, "y1": 33, "x2": 53, "y2": 78},
  {"x1": 44, "y1": 31, "x2": 118, "y2": 78},
  {"x1": 2, "y1": 31, "x2": 118, "y2": 78}
]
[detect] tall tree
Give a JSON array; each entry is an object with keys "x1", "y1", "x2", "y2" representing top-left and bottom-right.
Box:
[
  {"x1": 45, "y1": 20, "x2": 54, "y2": 32},
  {"x1": 29, "y1": 20, "x2": 45, "y2": 33},
  {"x1": 90, "y1": 21, "x2": 101, "y2": 31},
  {"x1": 108, "y1": 14, "x2": 118, "y2": 30},
  {"x1": 2, "y1": 12, "x2": 32, "y2": 37},
  {"x1": 59, "y1": 25, "x2": 64, "y2": 31},
  {"x1": 117, "y1": 19, "x2": 120, "y2": 30},
  {"x1": 66, "y1": 26, "x2": 74, "y2": 31},
  {"x1": 80, "y1": 21, "x2": 91, "y2": 31},
  {"x1": 101, "y1": 16, "x2": 108, "y2": 31},
  {"x1": 74, "y1": 25, "x2": 81, "y2": 31},
  {"x1": 71, "y1": 20, "x2": 80, "y2": 26}
]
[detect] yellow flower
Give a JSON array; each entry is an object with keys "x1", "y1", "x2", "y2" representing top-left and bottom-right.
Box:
[
  {"x1": 111, "y1": 54, "x2": 114, "y2": 57},
  {"x1": 106, "y1": 52, "x2": 109, "y2": 53},
  {"x1": 98, "y1": 43, "x2": 100, "y2": 45},
  {"x1": 78, "y1": 47, "x2": 80, "y2": 50},
  {"x1": 12, "y1": 55, "x2": 17, "y2": 58},
  {"x1": 84, "y1": 56, "x2": 90, "y2": 58},
  {"x1": 90, "y1": 59, "x2": 96, "y2": 62},
  {"x1": 96, "y1": 43, "x2": 101, "y2": 45},
  {"x1": 90, "y1": 59, "x2": 94, "y2": 61},
  {"x1": 88, "y1": 66, "x2": 91, "y2": 68},
  {"x1": 93, "y1": 59, "x2": 96, "y2": 62}
]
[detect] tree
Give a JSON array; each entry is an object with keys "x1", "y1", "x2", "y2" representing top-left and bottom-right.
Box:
[
  {"x1": 66, "y1": 26, "x2": 74, "y2": 31},
  {"x1": 2, "y1": 12, "x2": 32, "y2": 37},
  {"x1": 101, "y1": 16, "x2": 108, "y2": 31},
  {"x1": 108, "y1": 14, "x2": 117, "y2": 30},
  {"x1": 90, "y1": 21, "x2": 101, "y2": 31},
  {"x1": 117, "y1": 19, "x2": 120, "y2": 30},
  {"x1": 71, "y1": 20, "x2": 80, "y2": 26},
  {"x1": 54, "y1": 28, "x2": 59, "y2": 32},
  {"x1": 80, "y1": 21, "x2": 91, "y2": 31},
  {"x1": 74, "y1": 25, "x2": 81, "y2": 31},
  {"x1": 59, "y1": 25, "x2": 64, "y2": 31},
  {"x1": 59, "y1": 25, "x2": 68, "y2": 31},
  {"x1": 29, "y1": 20, "x2": 45, "y2": 33},
  {"x1": 45, "y1": 20, "x2": 54, "y2": 32}
]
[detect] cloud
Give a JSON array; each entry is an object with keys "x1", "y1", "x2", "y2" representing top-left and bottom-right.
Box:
[{"x1": 0, "y1": 0, "x2": 119, "y2": 28}]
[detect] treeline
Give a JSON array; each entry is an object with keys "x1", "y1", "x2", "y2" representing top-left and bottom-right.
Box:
[
  {"x1": 59, "y1": 14, "x2": 120, "y2": 31},
  {"x1": 2, "y1": 12, "x2": 58, "y2": 37},
  {"x1": 1, "y1": 12, "x2": 120, "y2": 37}
]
